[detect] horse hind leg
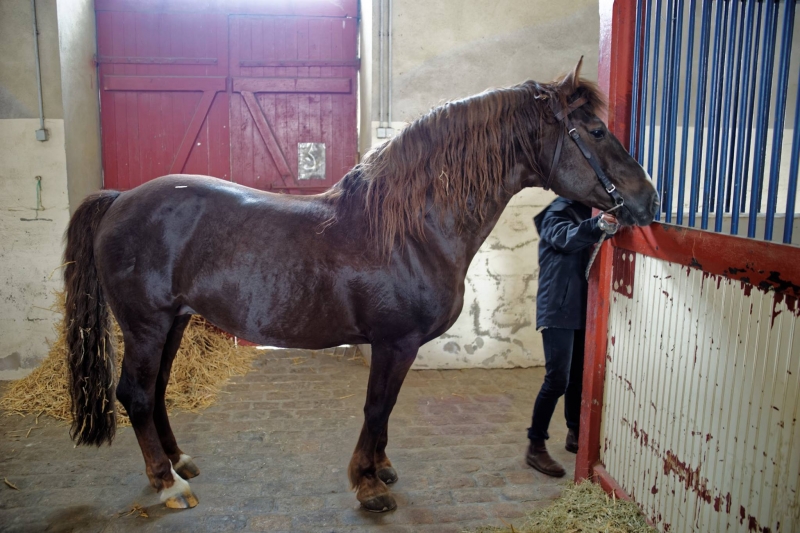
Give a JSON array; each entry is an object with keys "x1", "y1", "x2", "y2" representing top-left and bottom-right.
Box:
[
  {"x1": 349, "y1": 338, "x2": 418, "y2": 512},
  {"x1": 116, "y1": 319, "x2": 199, "y2": 509},
  {"x1": 154, "y1": 315, "x2": 200, "y2": 480}
]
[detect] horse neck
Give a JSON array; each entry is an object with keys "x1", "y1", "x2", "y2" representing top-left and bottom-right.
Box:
[{"x1": 422, "y1": 165, "x2": 526, "y2": 267}]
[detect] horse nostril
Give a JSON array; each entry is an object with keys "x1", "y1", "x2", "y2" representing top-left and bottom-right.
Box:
[{"x1": 652, "y1": 193, "x2": 661, "y2": 209}]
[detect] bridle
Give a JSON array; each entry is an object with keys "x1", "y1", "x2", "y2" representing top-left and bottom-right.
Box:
[{"x1": 543, "y1": 96, "x2": 625, "y2": 209}]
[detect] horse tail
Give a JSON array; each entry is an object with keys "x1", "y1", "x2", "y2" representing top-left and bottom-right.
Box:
[{"x1": 63, "y1": 190, "x2": 121, "y2": 446}]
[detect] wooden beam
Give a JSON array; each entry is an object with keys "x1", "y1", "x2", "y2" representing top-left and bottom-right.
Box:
[
  {"x1": 239, "y1": 59, "x2": 360, "y2": 68},
  {"x1": 170, "y1": 90, "x2": 218, "y2": 174},
  {"x1": 97, "y1": 56, "x2": 218, "y2": 65},
  {"x1": 233, "y1": 77, "x2": 351, "y2": 94},
  {"x1": 241, "y1": 91, "x2": 293, "y2": 185},
  {"x1": 103, "y1": 76, "x2": 227, "y2": 92}
]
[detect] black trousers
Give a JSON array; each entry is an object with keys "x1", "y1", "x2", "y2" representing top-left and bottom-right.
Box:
[{"x1": 527, "y1": 328, "x2": 585, "y2": 441}]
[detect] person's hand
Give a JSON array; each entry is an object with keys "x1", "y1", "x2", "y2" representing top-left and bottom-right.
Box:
[{"x1": 597, "y1": 213, "x2": 619, "y2": 235}]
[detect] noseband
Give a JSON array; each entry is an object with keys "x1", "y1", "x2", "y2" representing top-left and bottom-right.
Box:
[{"x1": 543, "y1": 97, "x2": 625, "y2": 208}]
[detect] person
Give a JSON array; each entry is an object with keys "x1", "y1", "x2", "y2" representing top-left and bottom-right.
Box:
[{"x1": 526, "y1": 197, "x2": 618, "y2": 477}]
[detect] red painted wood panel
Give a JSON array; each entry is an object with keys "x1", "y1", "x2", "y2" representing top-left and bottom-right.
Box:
[
  {"x1": 95, "y1": 0, "x2": 358, "y2": 17},
  {"x1": 96, "y1": 1, "x2": 358, "y2": 193},
  {"x1": 228, "y1": 14, "x2": 358, "y2": 193},
  {"x1": 97, "y1": 7, "x2": 230, "y2": 189}
]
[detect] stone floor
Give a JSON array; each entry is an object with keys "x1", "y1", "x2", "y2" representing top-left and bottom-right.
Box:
[{"x1": 0, "y1": 349, "x2": 575, "y2": 533}]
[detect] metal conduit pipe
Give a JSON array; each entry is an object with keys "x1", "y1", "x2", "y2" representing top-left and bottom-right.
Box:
[
  {"x1": 387, "y1": 0, "x2": 393, "y2": 131},
  {"x1": 377, "y1": 0, "x2": 393, "y2": 138},
  {"x1": 32, "y1": 0, "x2": 47, "y2": 142},
  {"x1": 378, "y1": 0, "x2": 384, "y2": 130}
]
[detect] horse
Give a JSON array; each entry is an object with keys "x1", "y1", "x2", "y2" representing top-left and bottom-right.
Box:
[{"x1": 62, "y1": 59, "x2": 659, "y2": 512}]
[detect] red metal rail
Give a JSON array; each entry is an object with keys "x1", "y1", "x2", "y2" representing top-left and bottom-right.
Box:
[{"x1": 576, "y1": 0, "x2": 638, "y2": 485}]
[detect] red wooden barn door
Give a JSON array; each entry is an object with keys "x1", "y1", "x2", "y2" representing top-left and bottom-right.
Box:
[
  {"x1": 95, "y1": 0, "x2": 359, "y2": 193},
  {"x1": 229, "y1": 15, "x2": 358, "y2": 193},
  {"x1": 96, "y1": 8, "x2": 230, "y2": 189}
]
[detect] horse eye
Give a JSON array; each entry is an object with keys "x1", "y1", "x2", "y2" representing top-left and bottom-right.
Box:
[{"x1": 589, "y1": 129, "x2": 605, "y2": 140}]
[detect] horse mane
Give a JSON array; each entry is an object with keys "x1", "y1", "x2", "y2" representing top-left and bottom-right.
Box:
[{"x1": 324, "y1": 77, "x2": 606, "y2": 254}]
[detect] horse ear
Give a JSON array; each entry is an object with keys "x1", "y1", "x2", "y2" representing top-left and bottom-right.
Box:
[{"x1": 560, "y1": 56, "x2": 584, "y2": 94}]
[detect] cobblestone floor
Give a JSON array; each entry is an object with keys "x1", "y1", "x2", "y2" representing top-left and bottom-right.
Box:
[{"x1": 0, "y1": 349, "x2": 575, "y2": 533}]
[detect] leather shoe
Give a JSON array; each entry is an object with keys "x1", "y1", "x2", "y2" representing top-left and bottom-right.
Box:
[
  {"x1": 565, "y1": 428, "x2": 579, "y2": 454},
  {"x1": 526, "y1": 439, "x2": 566, "y2": 477}
]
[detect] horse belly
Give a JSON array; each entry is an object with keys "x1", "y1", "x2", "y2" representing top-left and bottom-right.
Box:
[{"x1": 187, "y1": 281, "x2": 365, "y2": 350}]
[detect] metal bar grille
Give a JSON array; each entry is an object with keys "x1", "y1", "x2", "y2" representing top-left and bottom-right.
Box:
[{"x1": 632, "y1": 0, "x2": 800, "y2": 243}]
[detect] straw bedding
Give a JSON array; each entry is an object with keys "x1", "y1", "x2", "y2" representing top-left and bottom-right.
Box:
[
  {"x1": 467, "y1": 481, "x2": 656, "y2": 533},
  {"x1": 0, "y1": 294, "x2": 258, "y2": 426}
]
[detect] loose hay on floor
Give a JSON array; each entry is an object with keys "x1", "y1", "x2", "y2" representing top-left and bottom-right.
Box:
[
  {"x1": 0, "y1": 293, "x2": 258, "y2": 426},
  {"x1": 467, "y1": 481, "x2": 656, "y2": 533}
]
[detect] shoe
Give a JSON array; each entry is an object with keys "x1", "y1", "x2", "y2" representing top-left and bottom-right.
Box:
[
  {"x1": 526, "y1": 439, "x2": 566, "y2": 477},
  {"x1": 565, "y1": 428, "x2": 579, "y2": 454}
]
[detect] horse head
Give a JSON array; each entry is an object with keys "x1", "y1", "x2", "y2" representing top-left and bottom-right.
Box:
[{"x1": 532, "y1": 58, "x2": 660, "y2": 227}]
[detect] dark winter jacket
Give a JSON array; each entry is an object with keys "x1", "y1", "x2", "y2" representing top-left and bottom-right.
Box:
[{"x1": 534, "y1": 198, "x2": 604, "y2": 330}]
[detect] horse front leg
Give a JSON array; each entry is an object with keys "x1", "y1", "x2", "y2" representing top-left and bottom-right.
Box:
[
  {"x1": 348, "y1": 339, "x2": 418, "y2": 512},
  {"x1": 375, "y1": 426, "x2": 398, "y2": 484}
]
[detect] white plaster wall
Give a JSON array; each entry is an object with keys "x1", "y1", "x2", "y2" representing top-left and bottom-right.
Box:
[
  {"x1": 414, "y1": 188, "x2": 557, "y2": 369},
  {"x1": 0, "y1": 119, "x2": 70, "y2": 379},
  {"x1": 360, "y1": 0, "x2": 600, "y2": 368}
]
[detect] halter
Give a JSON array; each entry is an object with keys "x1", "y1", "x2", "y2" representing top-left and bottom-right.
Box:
[{"x1": 543, "y1": 96, "x2": 625, "y2": 209}]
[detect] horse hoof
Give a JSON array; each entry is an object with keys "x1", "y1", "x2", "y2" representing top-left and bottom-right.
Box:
[
  {"x1": 160, "y1": 468, "x2": 198, "y2": 509},
  {"x1": 164, "y1": 491, "x2": 199, "y2": 509},
  {"x1": 360, "y1": 493, "x2": 397, "y2": 513},
  {"x1": 174, "y1": 454, "x2": 200, "y2": 479},
  {"x1": 376, "y1": 467, "x2": 398, "y2": 485}
]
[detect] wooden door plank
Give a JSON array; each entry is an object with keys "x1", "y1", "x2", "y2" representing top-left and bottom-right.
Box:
[
  {"x1": 169, "y1": 90, "x2": 218, "y2": 174},
  {"x1": 232, "y1": 77, "x2": 351, "y2": 94},
  {"x1": 104, "y1": 75, "x2": 227, "y2": 92},
  {"x1": 241, "y1": 90, "x2": 293, "y2": 185}
]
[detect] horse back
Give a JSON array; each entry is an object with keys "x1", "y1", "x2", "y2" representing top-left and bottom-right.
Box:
[{"x1": 92, "y1": 175, "x2": 462, "y2": 348}]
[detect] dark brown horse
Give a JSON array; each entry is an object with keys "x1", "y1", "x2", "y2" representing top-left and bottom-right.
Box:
[{"x1": 63, "y1": 60, "x2": 658, "y2": 512}]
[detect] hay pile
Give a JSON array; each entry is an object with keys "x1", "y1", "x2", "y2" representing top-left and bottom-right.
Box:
[
  {"x1": 0, "y1": 293, "x2": 258, "y2": 426},
  {"x1": 468, "y1": 481, "x2": 656, "y2": 533}
]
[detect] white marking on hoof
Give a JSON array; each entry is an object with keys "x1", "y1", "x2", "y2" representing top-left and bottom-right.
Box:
[
  {"x1": 173, "y1": 454, "x2": 192, "y2": 470},
  {"x1": 159, "y1": 467, "x2": 191, "y2": 503}
]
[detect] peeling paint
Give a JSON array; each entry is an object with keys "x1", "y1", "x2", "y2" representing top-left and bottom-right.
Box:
[{"x1": 600, "y1": 253, "x2": 798, "y2": 532}]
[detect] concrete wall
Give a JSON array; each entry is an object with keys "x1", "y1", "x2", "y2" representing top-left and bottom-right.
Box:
[
  {"x1": 361, "y1": 0, "x2": 601, "y2": 368},
  {"x1": 0, "y1": 0, "x2": 63, "y2": 120},
  {"x1": 57, "y1": 0, "x2": 103, "y2": 212},
  {"x1": 0, "y1": 0, "x2": 71, "y2": 379}
]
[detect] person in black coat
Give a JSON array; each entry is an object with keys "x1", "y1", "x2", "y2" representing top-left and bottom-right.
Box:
[{"x1": 526, "y1": 197, "x2": 618, "y2": 477}]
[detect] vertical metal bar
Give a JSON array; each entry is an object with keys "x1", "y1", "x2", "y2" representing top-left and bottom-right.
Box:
[
  {"x1": 664, "y1": 0, "x2": 684, "y2": 223},
  {"x1": 630, "y1": 0, "x2": 645, "y2": 159},
  {"x1": 657, "y1": 0, "x2": 677, "y2": 222},
  {"x1": 638, "y1": 0, "x2": 654, "y2": 166},
  {"x1": 730, "y1": 2, "x2": 758, "y2": 235},
  {"x1": 714, "y1": 0, "x2": 741, "y2": 232},
  {"x1": 701, "y1": 0, "x2": 728, "y2": 230},
  {"x1": 688, "y1": 0, "x2": 713, "y2": 228},
  {"x1": 725, "y1": 0, "x2": 751, "y2": 214},
  {"x1": 764, "y1": 0, "x2": 795, "y2": 241},
  {"x1": 647, "y1": 0, "x2": 663, "y2": 179},
  {"x1": 737, "y1": 2, "x2": 763, "y2": 216},
  {"x1": 748, "y1": 0, "x2": 779, "y2": 238},
  {"x1": 784, "y1": 68, "x2": 800, "y2": 244},
  {"x1": 676, "y1": 0, "x2": 697, "y2": 226}
]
